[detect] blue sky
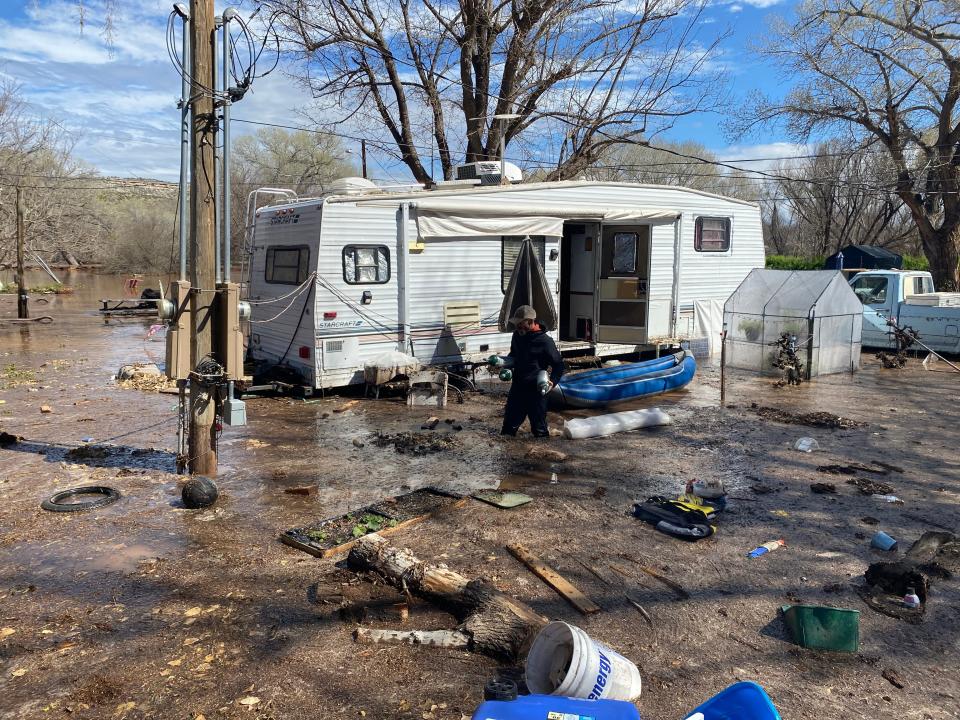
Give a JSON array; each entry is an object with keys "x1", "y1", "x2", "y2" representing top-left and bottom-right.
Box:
[{"x1": 0, "y1": 0, "x2": 804, "y2": 182}]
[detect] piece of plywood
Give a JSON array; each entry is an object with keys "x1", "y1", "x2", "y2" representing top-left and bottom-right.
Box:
[
  {"x1": 473, "y1": 490, "x2": 533, "y2": 509},
  {"x1": 507, "y1": 543, "x2": 600, "y2": 615}
]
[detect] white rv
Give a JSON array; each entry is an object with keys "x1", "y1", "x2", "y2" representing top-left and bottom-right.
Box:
[{"x1": 244, "y1": 179, "x2": 765, "y2": 389}]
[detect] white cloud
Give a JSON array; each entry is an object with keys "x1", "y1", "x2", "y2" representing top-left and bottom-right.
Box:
[{"x1": 729, "y1": 4, "x2": 744, "y2": 12}]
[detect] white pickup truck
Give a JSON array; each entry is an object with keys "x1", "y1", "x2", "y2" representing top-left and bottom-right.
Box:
[{"x1": 849, "y1": 270, "x2": 960, "y2": 353}]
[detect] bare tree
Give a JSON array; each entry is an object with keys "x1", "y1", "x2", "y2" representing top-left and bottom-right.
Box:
[
  {"x1": 589, "y1": 140, "x2": 761, "y2": 200},
  {"x1": 736, "y1": 0, "x2": 960, "y2": 288},
  {"x1": 261, "y1": 0, "x2": 726, "y2": 185}
]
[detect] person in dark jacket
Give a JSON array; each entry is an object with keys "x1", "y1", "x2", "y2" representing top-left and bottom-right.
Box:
[{"x1": 500, "y1": 305, "x2": 564, "y2": 437}]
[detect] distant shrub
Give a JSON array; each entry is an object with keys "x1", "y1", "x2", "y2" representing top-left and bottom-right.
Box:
[
  {"x1": 765, "y1": 255, "x2": 825, "y2": 270},
  {"x1": 902, "y1": 254, "x2": 929, "y2": 270}
]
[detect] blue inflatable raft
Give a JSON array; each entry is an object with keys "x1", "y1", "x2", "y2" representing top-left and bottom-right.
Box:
[{"x1": 552, "y1": 351, "x2": 696, "y2": 408}]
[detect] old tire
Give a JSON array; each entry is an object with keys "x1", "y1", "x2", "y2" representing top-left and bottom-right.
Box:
[{"x1": 41, "y1": 486, "x2": 121, "y2": 513}]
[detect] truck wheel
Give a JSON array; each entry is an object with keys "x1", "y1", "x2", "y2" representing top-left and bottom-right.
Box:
[{"x1": 40, "y1": 486, "x2": 121, "y2": 512}]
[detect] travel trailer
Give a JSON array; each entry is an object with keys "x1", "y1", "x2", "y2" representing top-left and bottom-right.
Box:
[{"x1": 244, "y1": 178, "x2": 765, "y2": 389}]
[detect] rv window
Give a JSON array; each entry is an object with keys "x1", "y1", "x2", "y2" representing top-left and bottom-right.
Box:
[
  {"x1": 343, "y1": 245, "x2": 390, "y2": 284},
  {"x1": 265, "y1": 245, "x2": 310, "y2": 285},
  {"x1": 694, "y1": 217, "x2": 731, "y2": 252},
  {"x1": 501, "y1": 236, "x2": 546, "y2": 292},
  {"x1": 612, "y1": 233, "x2": 638, "y2": 273}
]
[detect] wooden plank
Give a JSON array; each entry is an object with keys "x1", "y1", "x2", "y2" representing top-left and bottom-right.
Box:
[
  {"x1": 619, "y1": 552, "x2": 690, "y2": 600},
  {"x1": 353, "y1": 627, "x2": 470, "y2": 649},
  {"x1": 507, "y1": 543, "x2": 601, "y2": 615}
]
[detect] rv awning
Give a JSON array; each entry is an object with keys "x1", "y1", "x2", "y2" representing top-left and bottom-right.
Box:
[{"x1": 405, "y1": 199, "x2": 678, "y2": 239}]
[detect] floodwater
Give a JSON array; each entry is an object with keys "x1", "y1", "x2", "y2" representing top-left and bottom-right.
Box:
[{"x1": 3, "y1": 271, "x2": 960, "y2": 720}]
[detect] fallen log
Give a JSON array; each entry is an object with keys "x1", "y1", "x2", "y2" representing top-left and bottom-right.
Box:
[{"x1": 347, "y1": 534, "x2": 547, "y2": 659}]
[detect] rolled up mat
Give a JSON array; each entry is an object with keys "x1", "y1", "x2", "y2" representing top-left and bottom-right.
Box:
[{"x1": 562, "y1": 407, "x2": 672, "y2": 439}]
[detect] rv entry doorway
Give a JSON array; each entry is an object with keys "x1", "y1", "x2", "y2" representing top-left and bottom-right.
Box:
[{"x1": 559, "y1": 223, "x2": 599, "y2": 342}]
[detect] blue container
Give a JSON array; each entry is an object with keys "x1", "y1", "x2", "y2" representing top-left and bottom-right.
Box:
[
  {"x1": 472, "y1": 694, "x2": 640, "y2": 720},
  {"x1": 683, "y1": 682, "x2": 781, "y2": 720}
]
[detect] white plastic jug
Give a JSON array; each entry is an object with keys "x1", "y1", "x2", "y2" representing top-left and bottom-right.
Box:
[{"x1": 525, "y1": 621, "x2": 642, "y2": 701}]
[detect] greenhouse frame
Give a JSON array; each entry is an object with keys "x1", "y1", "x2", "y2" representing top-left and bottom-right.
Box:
[{"x1": 723, "y1": 269, "x2": 863, "y2": 378}]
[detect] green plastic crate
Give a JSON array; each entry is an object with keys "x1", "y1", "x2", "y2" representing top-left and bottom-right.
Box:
[{"x1": 781, "y1": 604, "x2": 860, "y2": 653}]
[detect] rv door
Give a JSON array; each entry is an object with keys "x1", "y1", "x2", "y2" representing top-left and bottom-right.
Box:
[{"x1": 595, "y1": 225, "x2": 650, "y2": 345}]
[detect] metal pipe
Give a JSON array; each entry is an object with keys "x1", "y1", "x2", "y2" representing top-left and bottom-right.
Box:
[
  {"x1": 222, "y1": 9, "x2": 234, "y2": 282},
  {"x1": 178, "y1": 7, "x2": 190, "y2": 282},
  {"x1": 212, "y1": 16, "x2": 222, "y2": 285},
  {"x1": 398, "y1": 202, "x2": 411, "y2": 353}
]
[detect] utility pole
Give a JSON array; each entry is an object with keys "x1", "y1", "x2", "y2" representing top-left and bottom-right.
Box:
[
  {"x1": 361, "y1": 139, "x2": 367, "y2": 180},
  {"x1": 188, "y1": 0, "x2": 218, "y2": 476},
  {"x1": 15, "y1": 187, "x2": 27, "y2": 319}
]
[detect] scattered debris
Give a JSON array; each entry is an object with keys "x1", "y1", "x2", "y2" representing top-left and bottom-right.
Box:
[
  {"x1": 882, "y1": 668, "x2": 906, "y2": 689},
  {"x1": 507, "y1": 543, "x2": 601, "y2": 615},
  {"x1": 333, "y1": 400, "x2": 359, "y2": 413},
  {"x1": 750, "y1": 483, "x2": 776, "y2": 495},
  {"x1": 781, "y1": 604, "x2": 860, "y2": 652},
  {"x1": 619, "y1": 553, "x2": 691, "y2": 600},
  {"x1": 421, "y1": 416, "x2": 440, "y2": 430},
  {"x1": 65, "y1": 445, "x2": 110, "y2": 460},
  {"x1": 352, "y1": 437, "x2": 365, "y2": 448},
  {"x1": 847, "y1": 477, "x2": 896, "y2": 495},
  {"x1": 116, "y1": 363, "x2": 175, "y2": 392},
  {"x1": 861, "y1": 516, "x2": 880, "y2": 525},
  {"x1": 810, "y1": 482, "x2": 837, "y2": 494},
  {"x1": 793, "y1": 437, "x2": 819, "y2": 452},
  {"x1": 284, "y1": 486, "x2": 315, "y2": 496},
  {"x1": 526, "y1": 446, "x2": 567, "y2": 463},
  {"x1": 0, "y1": 431, "x2": 21, "y2": 446},
  {"x1": 753, "y1": 405, "x2": 864, "y2": 429},
  {"x1": 373, "y1": 430, "x2": 458, "y2": 456},
  {"x1": 748, "y1": 539, "x2": 785, "y2": 558},
  {"x1": 818, "y1": 462, "x2": 890, "y2": 476},
  {"x1": 624, "y1": 593, "x2": 653, "y2": 626},
  {"x1": 40, "y1": 405, "x2": 53, "y2": 414}
]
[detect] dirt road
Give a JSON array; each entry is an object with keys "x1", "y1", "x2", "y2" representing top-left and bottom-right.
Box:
[{"x1": 1, "y1": 274, "x2": 958, "y2": 719}]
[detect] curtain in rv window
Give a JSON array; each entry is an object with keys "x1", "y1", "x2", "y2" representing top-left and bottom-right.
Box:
[
  {"x1": 265, "y1": 245, "x2": 310, "y2": 284},
  {"x1": 501, "y1": 236, "x2": 546, "y2": 292},
  {"x1": 343, "y1": 245, "x2": 391, "y2": 284},
  {"x1": 694, "y1": 217, "x2": 731, "y2": 252}
]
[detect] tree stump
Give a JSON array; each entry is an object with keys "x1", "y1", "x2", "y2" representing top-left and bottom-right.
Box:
[{"x1": 347, "y1": 534, "x2": 547, "y2": 659}]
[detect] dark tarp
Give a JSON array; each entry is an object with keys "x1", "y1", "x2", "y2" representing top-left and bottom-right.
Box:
[
  {"x1": 825, "y1": 245, "x2": 903, "y2": 270},
  {"x1": 498, "y1": 237, "x2": 558, "y2": 332}
]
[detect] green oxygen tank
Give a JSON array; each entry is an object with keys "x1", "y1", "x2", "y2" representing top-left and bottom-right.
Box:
[{"x1": 499, "y1": 369, "x2": 513, "y2": 381}]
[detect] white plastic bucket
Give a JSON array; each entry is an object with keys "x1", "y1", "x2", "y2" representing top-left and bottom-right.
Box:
[{"x1": 525, "y1": 621, "x2": 642, "y2": 701}]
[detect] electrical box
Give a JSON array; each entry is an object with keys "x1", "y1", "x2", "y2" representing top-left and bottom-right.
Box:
[
  {"x1": 165, "y1": 280, "x2": 192, "y2": 380},
  {"x1": 223, "y1": 396, "x2": 247, "y2": 426},
  {"x1": 215, "y1": 282, "x2": 247, "y2": 380}
]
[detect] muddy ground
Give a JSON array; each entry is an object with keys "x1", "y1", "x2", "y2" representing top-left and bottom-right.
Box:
[{"x1": 1, "y1": 273, "x2": 959, "y2": 720}]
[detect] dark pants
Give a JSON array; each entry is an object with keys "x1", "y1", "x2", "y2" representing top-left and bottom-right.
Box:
[{"x1": 501, "y1": 382, "x2": 549, "y2": 437}]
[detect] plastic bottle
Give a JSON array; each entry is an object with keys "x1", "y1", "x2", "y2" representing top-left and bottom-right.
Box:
[
  {"x1": 793, "y1": 437, "x2": 819, "y2": 453},
  {"x1": 872, "y1": 494, "x2": 903, "y2": 504},
  {"x1": 903, "y1": 587, "x2": 921, "y2": 609},
  {"x1": 748, "y1": 539, "x2": 785, "y2": 558},
  {"x1": 536, "y1": 369, "x2": 551, "y2": 395}
]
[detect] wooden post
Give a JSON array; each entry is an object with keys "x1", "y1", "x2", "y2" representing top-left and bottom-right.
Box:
[
  {"x1": 15, "y1": 187, "x2": 27, "y2": 319},
  {"x1": 188, "y1": 0, "x2": 218, "y2": 476}
]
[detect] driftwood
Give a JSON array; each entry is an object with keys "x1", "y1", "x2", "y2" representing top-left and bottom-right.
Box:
[
  {"x1": 507, "y1": 543, "x2": 600, "y2": 615},
  {"x1": 353, "y1": 628, "x2": 469, "y2": 648},
  {"x1": 348, "y1": 534, "x2": 547, "y2": 659}
]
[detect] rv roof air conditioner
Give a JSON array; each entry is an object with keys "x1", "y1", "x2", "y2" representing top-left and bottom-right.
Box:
[
  {"x1": 454, "y1": 161, "x2": 522, "y2": 185},
  {"x1": 329, "y1": 176, "x2": 380, "y2": 195}
]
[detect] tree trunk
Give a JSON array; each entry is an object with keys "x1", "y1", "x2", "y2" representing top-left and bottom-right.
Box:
[
  {"x1": 347, "y1": 534, "x2": 547, "y2": 659},
  {"x1": 921, "y1": 223, "x2": 960, "y2": 291}
]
